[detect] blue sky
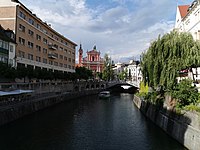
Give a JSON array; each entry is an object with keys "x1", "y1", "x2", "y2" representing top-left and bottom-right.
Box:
[{"x1": 20, "y1": 0, "x2": 193, "y2": 63}]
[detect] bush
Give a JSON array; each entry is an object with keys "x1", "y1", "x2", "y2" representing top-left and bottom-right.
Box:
[{"x1": 172, "y1": 79, "x2": 199, "y2": 108}]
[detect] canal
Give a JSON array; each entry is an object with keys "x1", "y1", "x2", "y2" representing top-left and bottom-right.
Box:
[{"x1": 0, "y1": 93, "x2": 185, "y2": 150}]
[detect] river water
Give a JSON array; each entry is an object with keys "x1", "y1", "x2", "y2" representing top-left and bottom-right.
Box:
[{"x1": 0, "y1": 93, "x2": 185, "y2": 150}]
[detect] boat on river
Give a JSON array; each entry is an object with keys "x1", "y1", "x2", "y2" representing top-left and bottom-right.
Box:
[{"x1": 99, "y1": 91, "x2": 110, "y2": 99}]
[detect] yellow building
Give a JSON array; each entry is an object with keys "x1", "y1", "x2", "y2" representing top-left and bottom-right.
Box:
[{"x1": 0, "y1": 0, "x2": 77, "y2": 73}]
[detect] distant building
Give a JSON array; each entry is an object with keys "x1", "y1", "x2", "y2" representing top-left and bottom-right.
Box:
[
  {"x1": 0, "y1": 25, "x2": 16, "y2": 66},
  {"x1": 0, "y1": 0, "x2": 77, "y2": 72},
  {"x1": 127, "y1": 60, "x2": 142, "y2": 83},
  {"x1": 78, "y1": 44, "x2": 104, "y2": 73},
  {"x1": 112, "y1": 62, "x2": 125, "y2": 79}
]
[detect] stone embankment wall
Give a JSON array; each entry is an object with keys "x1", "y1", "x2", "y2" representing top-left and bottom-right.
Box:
[
  {"x1": 133, "y1": 95, "x2": 200, "y2": 150},
  {"x1": 0, "y1": 90, "x2": 100, "y2": 126}
]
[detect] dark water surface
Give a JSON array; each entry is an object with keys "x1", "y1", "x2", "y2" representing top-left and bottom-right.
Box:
[{"x1": 0, "y1": 93, "x2": 185, "y2": 150}]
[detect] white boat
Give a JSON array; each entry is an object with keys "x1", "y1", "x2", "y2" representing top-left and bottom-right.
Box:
[{"x1": 99, "y1": 91, "x2": 110, "y2": 99}]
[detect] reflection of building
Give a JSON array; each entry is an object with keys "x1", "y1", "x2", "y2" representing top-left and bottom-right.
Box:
[
  {"x1": 78, "y1": 44, "x2": 104, "y2": 73},
  {"x1": 175, "y1": 0, "x2": 200, "y2": 40},
  {"x1": 0, "y1": 25, "x2": 16, "y2": 66},
  {"x1": 0, "y1": 0, "x2": 76, "y2": 72}
]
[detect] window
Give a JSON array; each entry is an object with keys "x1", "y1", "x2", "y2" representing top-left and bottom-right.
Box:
[
  {"x1": 50, "y1": 33, "x2": 53, "y2": 38},
  {"x1": 0, "y1": 40, "x2": 9, "y2": 50},
  {"x1": 65, "y1": 42, "x2": 67, "y2": 46},
  {"x1": 19, "y1": 11, "x2": 26, "y2": 19},
  {"x1": 19, "y1": 24, "x2": 25, "y2": 32},
  {"x1": 36, "y1": 56, "x2": 41, "y2": 62},
  {"x1": 43, "y1": 58, "x2": 47, "y2": 64},
  {"x1": 68, "y1": 51, "x2": 71, "y2": 55},
  {"x1": 64, "y1": 64, "x2": 67, "y2": 68},
  {"x1": 43, "y1": 48, "x2": 47, "y2": 54},
  {"x1": 43, "y1": 29, "x2": 48, "y2": 34},
  {"x1": 10, "y1": 45, "x2": 14, "y2": 52},
  {"x1": 19, "y1": 37, "x2": 25, "y2": 45},
  {"x1": 59, "y1": 55, "x2": 63, "y2": 59},
  {"x1": 68, "y1": 58, "x2": 71, "y2": 62},
  {"x1": 36, "y1": 45, "x2": 41, "y2": 52},
  {"x1": 60, "y1": 47, "x2": 63, "y2": 51},
  {"x1": 59, "y1": 63, "x2": 63, "y2": 67},
  {"x1": 28, "y1": 41, "x2": 34, "y2": 48},
  {"x1": 43, "y1": 38, "x2": 47, "y2": 44},
  {"x1": 72, "y1": 59, "x2": 75, "y2": 63},
  {"x1": 64, "y1": 49, "x2": 67, "y2": 53},
  {"x1": 28, "y1": 54, "x2": 33, "y2": 60},
  {"x1": 49, "y1": 60, "x2": 53, "y2": 65},
  {"x1": 54, "y1": 62, "x2": 58, "y2": 66},
  {"x1": 37, "y1": 24, "x2": 41, "y2": 30},
  {"x1": 19, "y1": 50, "x2": 25, "y2": 58},
  {"x1": 68, "y1": 65, "x2": 71, "y2": 69},
  {"x1": 54, "y1": 36, "x2": 59, "y2": 41},
  {"x1": 64, "y1": 56, "x2": 67, "y2": 61},
  {"x1": 28, "y1": 29, "x2": 34, "y2": 36},
  {"x1": 36, "y1": 34, "x2": 41, "y2": 41},
  {"x1": 28, "y1": 18, "x2": 34, "y2": 25}
]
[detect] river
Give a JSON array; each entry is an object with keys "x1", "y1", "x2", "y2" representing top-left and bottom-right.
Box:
[{"x1": 0, "y1": 93, "x2": 185, "y2": 150}]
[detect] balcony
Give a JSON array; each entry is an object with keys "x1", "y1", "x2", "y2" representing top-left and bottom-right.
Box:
[
  {"x1": 48, "y1": 53, "x2": 57, "y2": 59},
  {"x1": 48, "y1": 43, "x2": 57, "y2": 50}
]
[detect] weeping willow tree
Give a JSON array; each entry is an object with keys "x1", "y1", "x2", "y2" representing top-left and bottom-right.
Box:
[{"x1": 141, "y1": 31, "x2": 200, "y2": 90}]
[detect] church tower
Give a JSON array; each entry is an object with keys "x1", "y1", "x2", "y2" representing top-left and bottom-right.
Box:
[{"x1": 78, "y1": 44, "x2": 83, "y2": 66}]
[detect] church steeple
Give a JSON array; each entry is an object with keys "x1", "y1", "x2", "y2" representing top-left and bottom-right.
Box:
[
  {"x1": 93, "y1": 45, "x2": 96, "y2": 51},
  {"x1": 78, "y1": 44, "x2": 83, "y2": 65}
]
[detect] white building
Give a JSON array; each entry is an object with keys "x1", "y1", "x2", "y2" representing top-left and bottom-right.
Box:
[
  {"x1": 127, "y1": 60, "x2": 142, "y2": 87},
  {"x1": 175, "y1": 0, "x2": 200, "y2": 40},
  {"x1": 175, "y1": 0, "x2": 200, "y2": 86}
]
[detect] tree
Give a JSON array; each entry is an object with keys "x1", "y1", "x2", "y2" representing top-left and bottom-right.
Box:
[
  {"x1": 75, "y1": 66, "x2": 93, "y2": 80},
  {"x1": 141, "y1": 31, "x2": 200, "y2": 90},
  {"x1": 102, "y1": 54, "x2": 114, "y2": 81}
]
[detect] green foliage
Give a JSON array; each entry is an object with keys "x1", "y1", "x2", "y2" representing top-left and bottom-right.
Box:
[
  {"x1": 143, "y1": 91, "x2": 164, "y2": 106},
  {"x1": 141, "y1": 31, "x2": 200, "y2": 90},
  {"x1": 75, "y1": 66, "x2": 93, "y2": 80},
  {"x1": 102, "y1": 54, "x2": 114, "y2": 81},
  {"x1": 172, "y1": 79, "x2": 199, "y2": 108},
  {"x1": 118, "y1": 68, "x2": 128, "y2": 80},
  {"x1": 184, "y1": 104, "x2": 200, "y2": 112},
  {"x1": 0, "y1": 62, "x2": 94, "y2": 82}
]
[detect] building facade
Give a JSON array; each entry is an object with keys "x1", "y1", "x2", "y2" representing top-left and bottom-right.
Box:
[
  {"x1": 78, "y1": 45, "x2": 104, "y2": 73},
  {"x1": 175, "y1": 0, "x2": 200, "y2": 84},
  {"x1": 175, "y1": 0, "x2": 200, "y2": 40},
  {"x1": 0, "y1": 25, "x2": 15, "y2": 66},
  {"x1": 127, "y1": 60, "x2": 142, "y2": 84},
  {"x1": 0, "y1": 0, "x2": 77, "y2": 72}
]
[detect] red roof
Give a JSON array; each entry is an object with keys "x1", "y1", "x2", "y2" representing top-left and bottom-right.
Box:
[{"x1": 178, "y1": 5, "x2": 190, "y2": 18}]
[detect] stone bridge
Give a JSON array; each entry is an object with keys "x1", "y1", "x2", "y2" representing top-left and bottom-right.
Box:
[{"x1": 106, "y1": 81, "x2": 139, "y2": 94}]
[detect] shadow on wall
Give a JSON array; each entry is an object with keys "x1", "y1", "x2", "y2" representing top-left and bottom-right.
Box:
[{"x1": 136, "y1": 96, "x2": 199, "y2": 150}]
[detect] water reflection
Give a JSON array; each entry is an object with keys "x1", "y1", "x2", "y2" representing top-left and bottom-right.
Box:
[{"x1": 0, "y1": 93, "x2": 185, "y2": 150}]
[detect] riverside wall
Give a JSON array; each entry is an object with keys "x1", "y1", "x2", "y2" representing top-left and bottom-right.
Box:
[
  {"x1": 0, "y1": 89, "x2": 100, "y2": 126},
  {"x1": 133, "y1": 95, "x2": 200, "y2": 150}
]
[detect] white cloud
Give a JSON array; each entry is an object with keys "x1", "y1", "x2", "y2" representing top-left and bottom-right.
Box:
[{"x1": 20, "y1": 0, "x2": 193, "y2": 62}]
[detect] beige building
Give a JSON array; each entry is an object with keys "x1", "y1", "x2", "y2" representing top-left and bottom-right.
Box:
[{"x1": 0, "y1": 0, "x2": 77, "y2": 73}]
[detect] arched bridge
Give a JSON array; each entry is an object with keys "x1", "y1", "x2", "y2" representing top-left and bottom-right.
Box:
[{"x1": 106, "y1": 81, "x2": 139, "y2": 94}]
